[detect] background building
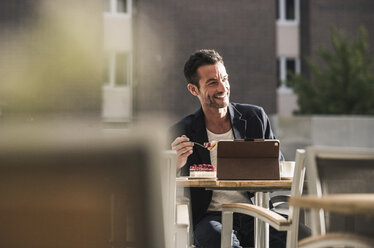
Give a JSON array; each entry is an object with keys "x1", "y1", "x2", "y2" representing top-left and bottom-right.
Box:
[
  {"x1": 277, "y1": 0, "x2": 374, "y2": 159},
  {"x1": 130, "y1": 0, "x2": 374, "y2": 122},
  {"x1": 1, "y1": 0, "x2": 373, "y2": 125}
]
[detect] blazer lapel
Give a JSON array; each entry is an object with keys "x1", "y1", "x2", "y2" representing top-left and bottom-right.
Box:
[{"x1": 228, "y1": 103, "x2": 247, "y2": 139}]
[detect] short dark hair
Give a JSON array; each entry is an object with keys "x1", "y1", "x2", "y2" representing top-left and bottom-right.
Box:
[{"x1": 183, "y1": 49, "x2": 223, "y2": 88}]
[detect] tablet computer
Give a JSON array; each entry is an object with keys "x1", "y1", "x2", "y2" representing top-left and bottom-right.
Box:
[{"x1": 217, "y1": 139, "x2": 280, "y2": 180}]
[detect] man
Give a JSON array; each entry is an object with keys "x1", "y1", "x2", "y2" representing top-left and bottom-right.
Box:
[{"x1": 170, "y1": 49, "x2": 286, "y2": 248}]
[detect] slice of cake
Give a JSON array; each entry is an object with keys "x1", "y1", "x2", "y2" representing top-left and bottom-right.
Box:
[
  {"x1": 189, "y1": 164, "x2": 217, "y2": 178},
  {"x1": 204, "y1": 140, "x2": 218, "y2": 151}
]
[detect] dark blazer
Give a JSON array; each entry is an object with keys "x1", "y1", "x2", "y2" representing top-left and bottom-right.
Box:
[{"x1": 170, "y1": 102, "x2": 283, "y2": 228}]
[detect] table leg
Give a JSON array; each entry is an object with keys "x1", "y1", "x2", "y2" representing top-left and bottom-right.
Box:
[{"x1": 254, "y1": 192, "x2": 269, "y2": 248}]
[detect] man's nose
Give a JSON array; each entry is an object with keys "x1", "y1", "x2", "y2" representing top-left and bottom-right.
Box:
[{"x1": 217, "y1": 80, "x2": 227, "y2": 92}]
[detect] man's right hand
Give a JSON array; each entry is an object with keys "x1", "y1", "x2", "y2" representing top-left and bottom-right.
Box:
[{"x1": 171, "y1": 135, "x2": 194, "y2": 170}]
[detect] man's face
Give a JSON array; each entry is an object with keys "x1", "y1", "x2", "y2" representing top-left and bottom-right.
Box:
[{"x1": 192, "y1": 62, "x2": 230, "y2": 109}]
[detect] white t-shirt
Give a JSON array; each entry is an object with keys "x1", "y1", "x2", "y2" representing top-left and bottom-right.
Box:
[{"x1": 206, "y1": 128, "x2": 251, "y2": 211}]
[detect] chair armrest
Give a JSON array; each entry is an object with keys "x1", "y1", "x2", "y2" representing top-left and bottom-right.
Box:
[
  {"x1": 176, "y1": 196, "x2": 190, "y2": 205},
  {"x1": 222, "y1": 203, "x2": 291, "y2": 231},
  {"x1": 298, "y1": 233, "x2": 374, "y2": 248},
  {"x1": 176, "y1": 204, "x2": 190, "y2": 226}
]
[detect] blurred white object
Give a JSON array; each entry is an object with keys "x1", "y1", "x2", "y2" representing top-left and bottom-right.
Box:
[
  {"x1": 161, "y1": 150, "x2": 190, "y2": 248},
  {"x1": 102, "y1": 86, "x2": 132, "y2": 121}
]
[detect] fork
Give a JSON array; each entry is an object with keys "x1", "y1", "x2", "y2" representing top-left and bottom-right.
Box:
[
  {"x1": 192, "y1": 142, "x2": 208, "y2": 149},
  {"x1": 192, "y1": 141, "x2": 218, "y2": 151}
]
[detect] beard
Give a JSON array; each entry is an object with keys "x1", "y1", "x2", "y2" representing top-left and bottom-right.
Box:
[{"x1": 206, "y1": 93, "x2": 229, "y2": 108}]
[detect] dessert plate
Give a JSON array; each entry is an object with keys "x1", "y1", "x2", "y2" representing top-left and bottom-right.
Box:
[{"x1": 188, "y1": 176, "x2": 217, "y2": 180}]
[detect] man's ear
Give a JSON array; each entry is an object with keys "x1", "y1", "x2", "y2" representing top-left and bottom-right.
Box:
[{"x1": 187, "y1": 83, "x2": 199, "y2": 96}]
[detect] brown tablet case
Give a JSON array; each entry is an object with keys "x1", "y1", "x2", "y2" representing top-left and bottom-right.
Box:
[{"x1": 217, "y1": 139, "x2": 280, "y2": 180}]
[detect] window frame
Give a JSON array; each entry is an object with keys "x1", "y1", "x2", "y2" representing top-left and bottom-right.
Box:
[
  {"x1": 276, "y1": 0, "x2": 299, "y2": 25},
  {"x1": 104, "y1": 52, "x2": 133, "y2": 88},
  {"x1": 278, "y1": 56, "x2": 301, "y2": 87},
  {"x1": 104, "y1": 0, "x2": 132, "y2": 16}
]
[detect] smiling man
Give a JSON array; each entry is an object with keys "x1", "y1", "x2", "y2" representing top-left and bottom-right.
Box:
[{"x1": 170, "y1": 49, "x2": 286, "y2": 248}]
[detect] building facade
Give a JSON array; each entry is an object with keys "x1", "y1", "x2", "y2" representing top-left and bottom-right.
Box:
[{"x1": 1, "y1": 0, "x2": 373, "y2": 122}]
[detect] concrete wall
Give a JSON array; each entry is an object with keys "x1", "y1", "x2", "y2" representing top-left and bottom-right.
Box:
[
  {"x1": 103, "y1": 14, "x2": 132, "y2": 52},
  {"x1": 276, "y1": 24, "x2": 299, "y2": 57},
  {"x1": 274, "y1": 115, "x2": 374, "y2": 160}
]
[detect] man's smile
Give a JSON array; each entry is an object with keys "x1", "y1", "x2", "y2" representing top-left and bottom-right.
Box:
[{"x1": 214, "y1": 93, "x2": 229, "y2": 99}]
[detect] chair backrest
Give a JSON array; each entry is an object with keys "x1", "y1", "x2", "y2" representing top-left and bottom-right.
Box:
[
  {"x1": 286, "y1": 149, "x2": 306, "y2": 248},
  {"x1": 306, "y1": 146, "x2": 374, "y2": 236}
]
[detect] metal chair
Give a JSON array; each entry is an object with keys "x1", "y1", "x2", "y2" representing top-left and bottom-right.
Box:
[
  {"x1": 221, "y1": 149, "x2": 307, "y2": 248},
  {"x1": 297, "y1": 146, "x2": 374, "y2": 248}
]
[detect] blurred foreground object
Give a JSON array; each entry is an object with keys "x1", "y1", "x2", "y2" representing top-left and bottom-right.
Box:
[
  {"x1": 288, "y1": 27, "x2": 374, "y2": 115},
  {"x1": 0, "y1": 0, "x2": 102, "y2": 118},
  {"x1": 0, "y1": 123, "x2": 166, "y2": 248}
]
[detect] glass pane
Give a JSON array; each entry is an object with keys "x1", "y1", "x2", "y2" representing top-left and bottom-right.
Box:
[
  {"x1": 276, "y1": 59, "x2": 281, "y2": 87},
  {"x1": 103, "y1": 0, "x2": 110, "y2": 12},
  {"x1": 286, "y1": 58, "x2": 296, "y2": 81},
  {"x1": 117, "y1": 0, "x2": 127, "y2": 13},
  {"x1": 115, "y1": 53, "x2": 129, "y2": 86},
  {"x1": 285, "y1": 0, "x2": 295, "y2": 20}
]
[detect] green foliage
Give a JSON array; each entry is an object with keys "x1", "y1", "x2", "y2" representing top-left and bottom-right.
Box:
[{"x1": 287, "y1": 27, "x2": 374, "y2": 115}]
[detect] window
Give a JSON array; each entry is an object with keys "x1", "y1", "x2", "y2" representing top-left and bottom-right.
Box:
[
  {"x1": 103, "y1": 54, "x2": 110, "y2": 84},
  {"x1": 115, "y1": 53, "x2": 130, "y2": 86},
  {"x1": 276, "y1": 0, "x2": 299, "y2": 23},
  {"x1": 277, "y1": 57, "x2": 300, "y2": 87},
  {"x1": 103, "y1": 52, "x2": 132, "y2": 87},
  {"x1": 104, "y1": 0, "x2": 131, "y2": 15},
  {"x1": 116, "y1": 0, "x2": 128, "y2": 13},
  {"x1": 285, "y1": 0, "x2": 295, "y2": 20}
]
